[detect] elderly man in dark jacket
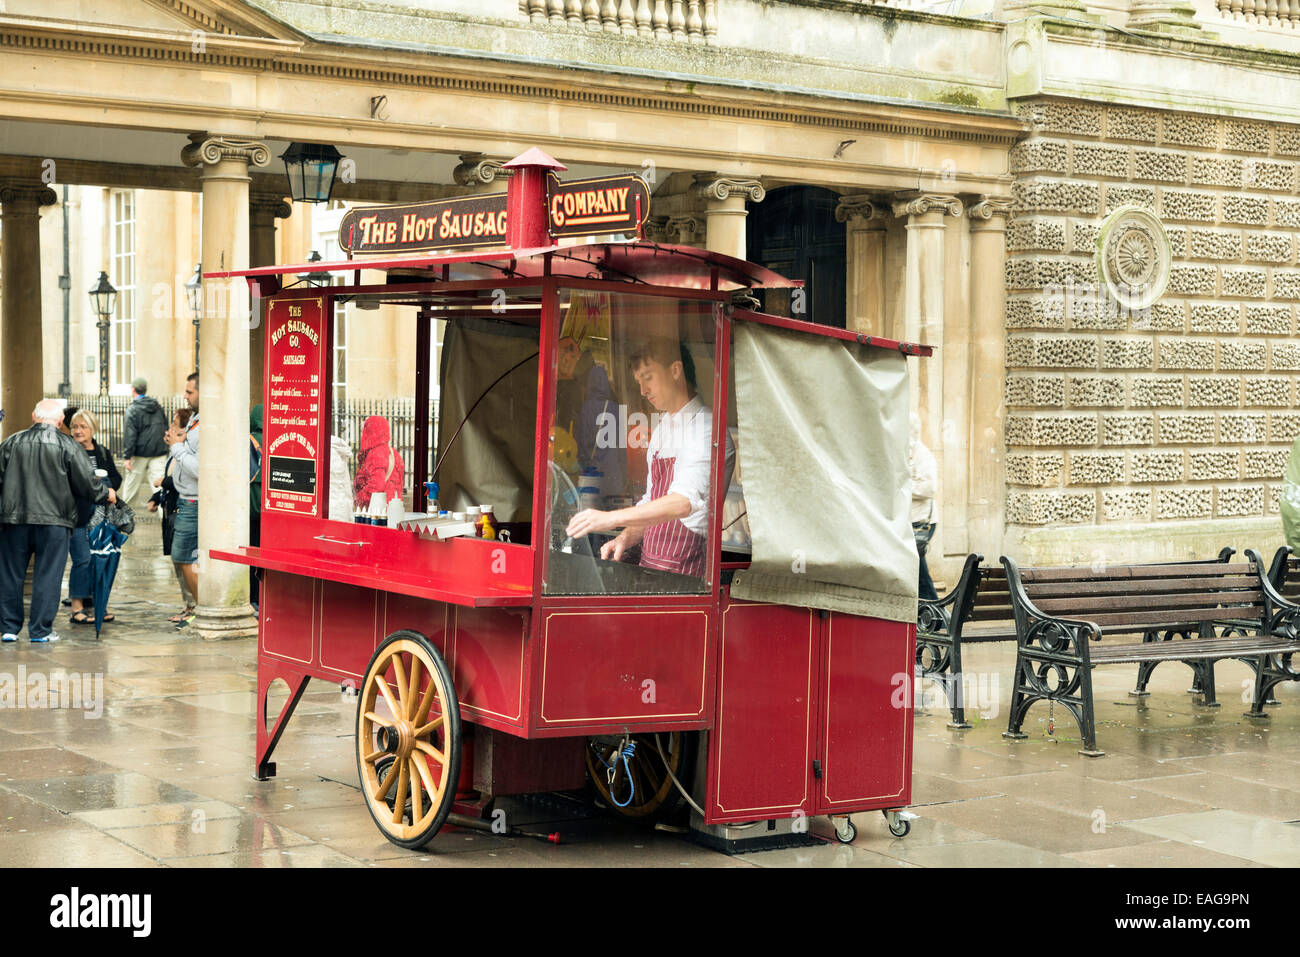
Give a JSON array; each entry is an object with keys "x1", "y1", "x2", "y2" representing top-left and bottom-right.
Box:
[
  {"x1": 0, "y1": 398, "x2": 115, "y2": 642},
  {"x1": 121, "y1": 376, "x2": 169, "y2": 510}
]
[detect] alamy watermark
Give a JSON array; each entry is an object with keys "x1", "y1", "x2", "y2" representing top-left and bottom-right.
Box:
[{"x1": 0, "y1": 667, "x2": 104, "y2": 719}]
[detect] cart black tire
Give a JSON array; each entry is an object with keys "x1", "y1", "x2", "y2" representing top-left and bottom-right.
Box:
[
  {"x1": 356, "y1": 630, "x2": 461, "y2": 850},
  {"x1": 833, "y1": 818, "x2": 857, "y2": 844},
  {"x1": 886, "y1": 814, "x2": 911, "y2": 838},
  {"x1": 586, "y1": 731, "x2": 696, "y2": 822}
]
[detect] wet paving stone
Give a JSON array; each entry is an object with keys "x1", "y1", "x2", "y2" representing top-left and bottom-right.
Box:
[{"x1": 3, "y1": 531, "x2": 1296, "y2": 867}]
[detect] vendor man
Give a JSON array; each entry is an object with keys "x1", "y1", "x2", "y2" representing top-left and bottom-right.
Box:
[{"x1": 565, "y1": 337, "x2": 732, "y2": 578}]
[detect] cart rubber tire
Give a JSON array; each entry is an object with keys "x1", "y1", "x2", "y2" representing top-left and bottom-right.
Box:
[
  {"x1": 886, "y1": 814, "x2": 911, "y2": 839},
  {"x1": 833, "y1": 818, "x2": 857, "y2": 844},
  {"x1": 586, "y1": 731, "x2": 696, "y2": 822},
  {"x1": 356, "y1": 630, "x2": 461, "y2": 850}
]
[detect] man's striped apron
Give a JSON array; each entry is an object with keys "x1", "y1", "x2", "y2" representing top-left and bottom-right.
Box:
[{"x1": 639, "y1": 455, "x2": 706, "y2": 578}]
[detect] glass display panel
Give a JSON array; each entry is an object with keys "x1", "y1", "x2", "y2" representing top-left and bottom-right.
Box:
[{"x1": 544, "y1": 290, "x2": 732, "y2": 596}]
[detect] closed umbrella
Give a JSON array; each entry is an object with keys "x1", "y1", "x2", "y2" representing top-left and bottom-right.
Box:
[{"x1": 87, "y1": 500, "x2": 134, "y2": 638}]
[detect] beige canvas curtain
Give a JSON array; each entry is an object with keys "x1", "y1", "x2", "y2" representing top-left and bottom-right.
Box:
[
  {"x1": 729, "y1": 321, "x2": 918, "y2": 623},
  {"x1": 435, "y1": 318, "x2": 539, "y2": 523}
]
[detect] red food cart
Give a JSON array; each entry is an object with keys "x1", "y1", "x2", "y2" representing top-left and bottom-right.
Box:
[{"x1": 211, "y1": 151, "x2": 931, "y2": 853}]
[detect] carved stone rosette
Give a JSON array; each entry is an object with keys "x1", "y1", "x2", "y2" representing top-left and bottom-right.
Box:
[
  {"x1": 695, "y1": 176, "x2": 766, "y2": 203},
  {"x1": 834, "y1": 195, "x2": 887, "y2": 225},
  {"x1": 891, "y1": 194, "x2": 964, "y2": 219},
  {"x1": 452, "y1": 153, "x2": 509, "y2": 187},
  {"x1": 1096, "y1": 205, "x2": 1171, "y2": 310},
  {"x1": 181, "y1": 134, "x2": 272, "y2": 169}
]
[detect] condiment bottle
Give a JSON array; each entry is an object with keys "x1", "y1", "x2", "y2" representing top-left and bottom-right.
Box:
[
  {"x1": 478, "y1": 505, "x2": 496, "y2": 540},
  {"x1": 464, "y1": 506, "x2": 480, "y2": 535},
  {"x1": 387, "y1": 496, "x2": 404, "y2": 528}
]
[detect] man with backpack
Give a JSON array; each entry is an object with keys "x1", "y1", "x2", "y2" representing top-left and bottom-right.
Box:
[{"x1": 121, "y1": 377, "x2": 170, "y2": 510}]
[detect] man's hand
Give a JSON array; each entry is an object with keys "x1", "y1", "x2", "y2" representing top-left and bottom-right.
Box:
[
  {"x1": 565, "y1": 508, "x2": 618, "y2": 540},
  {"x1": 600, "y1": 533, "x2": 629, "y2": 562},
  {"x1": 125, "y1": 459, "x2": 133, "y2": 472},
  {"x1": 147, "y1": 500, "x2": 158, "y2": 513},
  {"x1": 106, "y1": 488, "x2": 117, "y2": 505}
]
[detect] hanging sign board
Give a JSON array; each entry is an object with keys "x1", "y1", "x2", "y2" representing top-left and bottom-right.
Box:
[
  {"x1": 546, "y1": 172, "x2": 651, "y2": 239},
  {"x1": 338, "y1": 194, "x2": 508, "y2": 255},
  {"x1": 263, "y1": 297, "x2": 329, "y2": 515},
  {"x1": 335, "y1": 169, "x2": 654, "y2": 255}
]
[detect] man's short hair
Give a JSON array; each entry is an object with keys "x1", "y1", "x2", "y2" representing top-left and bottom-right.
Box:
[
  {"x1": 32, "y1": 398, "x2": 64, "y2": 424},
  {"x1": 131, "y1": 376, "x2": 147, "y2": 394},
  {"x1": 187, "y1": 372, "x2": 199, "y2": 386},
  {"x1": 629, "y1": 337, "x2": 696, "y2": 390}
]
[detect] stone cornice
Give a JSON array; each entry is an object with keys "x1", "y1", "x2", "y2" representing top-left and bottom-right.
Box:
[
  {"x1": 0, "y1": 17, "x2": 1026, "y2": 149},
  {"x1": 181, "y1": 135, "x2": 271, "y2": 168}
]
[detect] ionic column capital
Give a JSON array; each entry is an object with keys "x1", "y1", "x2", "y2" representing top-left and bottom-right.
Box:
[
  {"x1": 834, "y1": 195, "x2": 888, "y2": 226},
  {"x1": 891, "y1": 193, "x2": 963, "y2": 219},
  {"x1": 643, "y1": 215, "x2": 671, "y2": 242},
  {"x1": 967, "y1": 196, "x2": 1015, "y2": 231},
  {"x1": 182, "y1": 134, "x2": 272, "y2": 169},
  {"x1": 0, "y1": 182, "x2": 57, "y2": 209},
  {"x1": 452, "y1": 153, "x2": 509, "y2": 187},
  {"x1": 666, "y1": 215, "x2": 702, "y2": 243},
  {"x1": 249, "y1": 192, "x2": 292, "y2": 222},
  {"x1": 694, "y1": 174, "x2": 766, "y2": 204}
]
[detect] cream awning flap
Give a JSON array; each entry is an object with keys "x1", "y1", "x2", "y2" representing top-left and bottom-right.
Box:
[{"x1": 729, "y1": 322, "x2": 918, "y2": 623}]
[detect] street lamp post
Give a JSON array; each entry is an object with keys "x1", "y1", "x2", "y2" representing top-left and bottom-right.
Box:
[
  {"x1": 186, "y1": 262, "x2": 202, "y2": 373},
  {"x1": 88, "y1": 271, "x2": 117, "y2": 396}
]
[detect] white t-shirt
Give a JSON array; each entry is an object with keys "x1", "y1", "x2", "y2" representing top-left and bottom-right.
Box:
[{"x1": 636, "y1": 395, "x2": 735, "y2": 537}]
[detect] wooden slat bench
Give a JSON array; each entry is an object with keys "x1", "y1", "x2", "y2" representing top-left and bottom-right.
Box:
[
  {"x1": 1000, "y1": 549, "x2": 1300, "y2": 755},
  {"x1": 918, "y1": 549, "x2": 1233, "y2": 729}
]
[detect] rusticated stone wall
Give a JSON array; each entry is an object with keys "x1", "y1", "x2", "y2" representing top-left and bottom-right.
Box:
[{"x1": 1005, "y1": 98, "x2": 1300, "y2": 536}]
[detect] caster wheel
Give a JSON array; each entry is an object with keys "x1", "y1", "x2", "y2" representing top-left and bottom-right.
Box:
[
  {"x1": 833, "y1": 818, "x2": 857, "y2": 844},
  {"x1": 884, "y1": 810, "x2": 911, "y2": 838}
]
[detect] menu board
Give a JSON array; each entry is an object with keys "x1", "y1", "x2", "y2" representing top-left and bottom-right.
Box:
[{"x1": 264, "y1": 296, "x2": 329, "y2": 516}]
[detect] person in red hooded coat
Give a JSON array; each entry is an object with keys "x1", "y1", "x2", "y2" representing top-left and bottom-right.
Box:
[{"x1": 353, "y1": 416, "x2": 405, "y2": 509}]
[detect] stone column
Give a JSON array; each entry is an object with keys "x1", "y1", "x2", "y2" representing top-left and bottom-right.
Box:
[
  {"x1": 248, "y1": 192, "x2": 291, "y2": 404},
  {"x1": 1127, "y1": 0, "x2": 1204, "y2": 34},
  {"x1": 967, "y1": 196, "x2": 1014, "y2": 564},
  {"x1": 0, "y1": 183, "x2": 57, "y2": 438},
  {"x1": 666, "y1": 216, "x2": 703, "y2": 247},
  {"x1": 181, "y1": 134, "x2": 269, "y2": 640},
  {"x1": 891, "y1": 194, "x2": 962, "y2": 428},
  {"x1": 835, "y1": 195, "x2": 887, "y2": 336},
  {"x1": 892, "y1": 193, "x2": 962, "y2": 577},
  {"x1": 695, "y1": 175, "x2": 764, "y2": 260}
]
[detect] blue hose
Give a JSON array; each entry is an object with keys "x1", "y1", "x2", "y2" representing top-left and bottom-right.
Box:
[{"x1": 600, "y1": 741, "x2": 638, "y2": 808}]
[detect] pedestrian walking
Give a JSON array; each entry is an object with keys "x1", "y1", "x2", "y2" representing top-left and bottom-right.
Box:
[
  {"x1": 149, "y1": 407, "x2": 196, "y2": 622},
  {"x1": 249, "y1": 404, "x2": 263, "y2": 611},
  {"x1": 66, "y1": 409, "x2": 123, "y2": 626},
  {"x1": 353, "y1": 415, "x2": 404, "y2": 508},
  {"x1": 0, "y1": 398, "x2": 115, "y2": 643},
  {"x1": 909, "y1": 413, "x2": 938, "y2": 602},
  {"x1": 169, "y1": 373, "x2": 200, "y2": 629},
  {"x1": 121, "y1": 377, "x2": 170, "y2": 510}
]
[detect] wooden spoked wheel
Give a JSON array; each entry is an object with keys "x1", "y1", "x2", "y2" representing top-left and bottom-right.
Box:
[
  {"x1": 586, "y1": 731, "x2": 695, "y2": 821},
  {"x1": 356, "y1": 630, "x2": 461, "y2": 850}
]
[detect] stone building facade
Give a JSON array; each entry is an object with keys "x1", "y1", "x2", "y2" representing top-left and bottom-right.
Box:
[{"x1": 1004, "y1": 96, "x2": 1300, "y2": 564}]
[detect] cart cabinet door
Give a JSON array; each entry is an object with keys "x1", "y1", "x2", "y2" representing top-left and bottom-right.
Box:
[
  {"x1": 814, "y1": 614, "x2": 914, "y2": 815},
  {"x1": 705, "y1": 599, "x2": 818, "y2": 825}
]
